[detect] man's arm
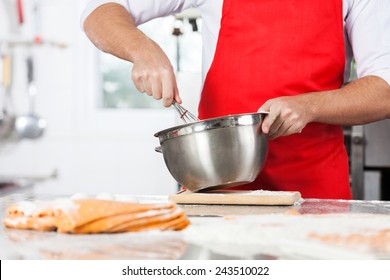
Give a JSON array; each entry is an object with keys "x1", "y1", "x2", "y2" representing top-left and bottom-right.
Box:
[
  {"x1": 260, "y1": 0, "x2": 390, "y2": 139},
  {"x1": 259, "y1": 75, "x2": 390, "y2": 139},
  {"x1": 83, "y1": 3, "x2": 181, "y2": 107}
]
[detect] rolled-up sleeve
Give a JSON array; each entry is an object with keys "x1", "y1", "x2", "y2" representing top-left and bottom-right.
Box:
[
  {"x1": 346, "y1": 0, "x2": 390, "y2": 85},
  {"x1": 81, "y1": 0, "x2": 199, "y2": 30}
]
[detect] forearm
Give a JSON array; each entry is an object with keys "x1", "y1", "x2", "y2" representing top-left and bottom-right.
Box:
[
  {"x1": 309, "y1": 75, "x2": 390, "y2": 126},
  {"x1": 83, "y1": 3, "x2": 149, "y2": 62},
  {"x1": 260, "y1": 75, "x2": 390, "y2": 138},
  {"x1": 83, "y1": 3, "x2": 180, "y2": 106}
]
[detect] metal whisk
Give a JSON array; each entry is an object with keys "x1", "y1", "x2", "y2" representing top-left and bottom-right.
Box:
[{"x1": 172, "y1": 100, "x2": 199, "y2": 123}]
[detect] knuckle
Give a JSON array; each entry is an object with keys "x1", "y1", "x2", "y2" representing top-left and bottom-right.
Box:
[
  {"x1": 292, "y1": 122, "x2": 304, "y2": 134},
  {"x1": 161, "y1": 67, "x2": 173, "y2": 78},
  {"x1": 281, "y1": 109, "x2": 292, "y2": 119},
  {"x1": 132, "y1": 71, "x2": 147, "y2": 83},
  {"x1": 291, "y1": 113, "x2": 300, "y2": 122},
  {"x1": 131, "y1": 71, "x2": 140, "y2": 81},
  {"x1": 150, "y1": 71, "x2": 160, "y2": 79}
]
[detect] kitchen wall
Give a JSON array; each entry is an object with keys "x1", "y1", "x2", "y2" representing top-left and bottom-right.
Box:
[{"x1": 0, "y1": 0, "x2": 201, "y2": 195}]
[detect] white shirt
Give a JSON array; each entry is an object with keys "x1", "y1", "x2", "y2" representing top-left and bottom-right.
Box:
[{"x1": 81, "y1": 0, "x2": 390, "y2": 86}]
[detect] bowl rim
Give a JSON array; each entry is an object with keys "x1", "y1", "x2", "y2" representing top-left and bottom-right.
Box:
[{"x1": 154, "y1": 112, "x2": 267, "y2": 141}]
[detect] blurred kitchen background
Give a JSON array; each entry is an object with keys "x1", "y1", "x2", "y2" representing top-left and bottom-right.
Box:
[
  {"x1": 0, "y1": 0, "x2": 202, "y2": 196},
  {"x1": 0, "y1": 0, "x2": 389, "y2": 199}
]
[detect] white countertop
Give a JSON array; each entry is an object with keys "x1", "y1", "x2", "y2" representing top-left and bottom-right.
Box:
[{"x1": 1, "y1": 194, "x2": 390, "y2": 260}]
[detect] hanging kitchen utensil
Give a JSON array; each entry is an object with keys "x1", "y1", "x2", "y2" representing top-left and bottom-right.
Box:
[
  {"x1": 16, "y1": 0, "x2": 24, "y2": 25},
  {"x1": 15, "y1": 55, "x2": 47, "y2": 139},
  {"x1": 0, "y1": 53, "x2": 16, "y2": 140},
  {"x1": 0, "y1": 54, "x2": 6, "y2": 134},
  {"x1": 32, "y1": 0, "x2": 43, "y2": 44}
]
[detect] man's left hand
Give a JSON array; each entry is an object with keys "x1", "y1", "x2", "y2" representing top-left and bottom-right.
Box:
[{"x1": 258, "y1": 95, "x2": 314, "y2": 139}]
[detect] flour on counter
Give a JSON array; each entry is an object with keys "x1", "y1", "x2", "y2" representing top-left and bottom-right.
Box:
[
  {"x1": 70, "y1": 193, "x2": 90, "y2": 200},
  {"x1": 2, "y1": 229, "x2": 186, "y2": 260},
  {"x1": 71, "y1": 193, "x2": 139, "y2": 203},
  {"x1": 183, "y1": 213, "x2": 390, "y2": 259},
  {"x1": 208, "y1": 190, "x2": 299, "y2": 196},
  {"x1": 9, "y1": 199, "x2": 78, "y2": 217},
  {"x1": 234, "y1": 190, "x2": 297, "y2": 196}
]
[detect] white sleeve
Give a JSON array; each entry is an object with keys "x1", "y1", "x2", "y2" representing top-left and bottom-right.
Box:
[
  {"x1": 345, "y1": 0, "x2": 390, "y2": 85},
  {"x1": 80, "y1": 0, "x2": 199, "y2": 29}
]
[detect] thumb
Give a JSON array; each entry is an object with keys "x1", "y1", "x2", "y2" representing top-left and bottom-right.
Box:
[{"x1": 258, "y1": 101, "x2": 274, "y2": 134}]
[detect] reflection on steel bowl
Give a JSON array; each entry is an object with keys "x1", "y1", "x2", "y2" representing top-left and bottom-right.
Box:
[{"x1": 154, "y1": 112, "x2": 268, "y2": 192}]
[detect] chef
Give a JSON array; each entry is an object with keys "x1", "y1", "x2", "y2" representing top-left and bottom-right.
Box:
[{"x1": 81, "y1": 0, "x2": 390, "y2": 199}]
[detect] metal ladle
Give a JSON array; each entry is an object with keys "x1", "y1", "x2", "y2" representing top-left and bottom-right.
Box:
[{"x1": 15, "y1": 56, "x2": 46, "y2": 139}]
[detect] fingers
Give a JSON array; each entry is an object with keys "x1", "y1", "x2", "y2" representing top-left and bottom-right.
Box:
[
  {"x1": 259, "y1": 97, "x2": 308, "y2": 139},
  {"x1": 283, "y1": 123, "x2": 303, "y2": 137},
  {"x1": 132, "y1": 67, "x2": 178, "y2": 107},
  {"x1": 268, "y1": 122, "x2": 293, "y2": 139},
  {"x1": 161, "y1": 73, "x2": 179, "y2": 107},
  {"x1": 266, "y1": 114, "x2": 283, "y2": 136},
  {"x1": 151, "y1": 81, "x2": 162, "y2": 100},
  {"x1": 133, "y1": 73, "x2": 146, "y2": 93},
  {"x1": 263, "y1": 117, "x2": 303, "y2": 139},
  {"x1": 173, "y1": 84, "x2": 182, "y2": 104}
]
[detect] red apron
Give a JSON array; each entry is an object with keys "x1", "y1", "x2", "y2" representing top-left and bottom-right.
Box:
[{"x1": 199, "y1": 0, "x2": 352, "y2": 199}]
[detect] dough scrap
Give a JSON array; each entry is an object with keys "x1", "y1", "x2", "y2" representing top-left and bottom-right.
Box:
[
  {"x1": 307, "y1": 229, "x2": 390, "y2": 253},
  {"x1": 3, "y1": 199, "x2": 190, "y2": 234}
]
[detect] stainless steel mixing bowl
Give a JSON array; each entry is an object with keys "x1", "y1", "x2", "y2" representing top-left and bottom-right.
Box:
[{"x1": 154, "y1": 112, "x2": 268, "y2": 192}]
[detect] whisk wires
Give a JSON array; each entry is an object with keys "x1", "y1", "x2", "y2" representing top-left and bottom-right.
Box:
[{"x1": 172, "y1": 100, "x2": 199, "y2": 123}]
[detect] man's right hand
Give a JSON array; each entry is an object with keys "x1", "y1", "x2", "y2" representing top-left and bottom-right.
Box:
[
  {"x1": 131, "y1": 37, "x2": 182, "y2": 107},
  {"x1": 83, "y1": 3, "x2": 181, "y2": 107}
]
